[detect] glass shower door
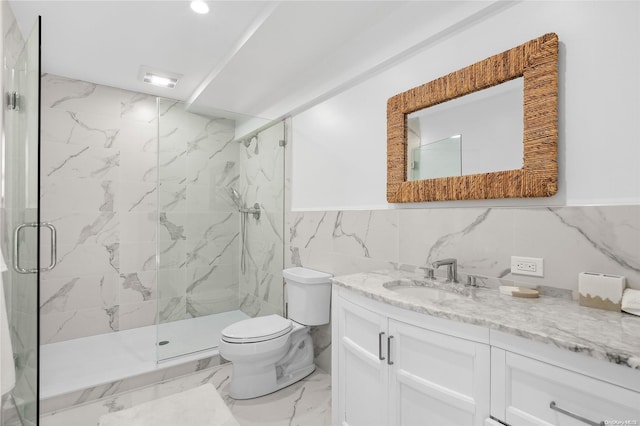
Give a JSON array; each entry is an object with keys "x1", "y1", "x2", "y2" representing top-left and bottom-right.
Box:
[
  {"x1": 156, "y1": 99, "x2": 246, "y2": 361},
  {"x1": 155, "y1": 99, "x2": 285, "y2": 362},
  {"x1": 1, "y1": 18, "x2": 41, "y2": 426}
]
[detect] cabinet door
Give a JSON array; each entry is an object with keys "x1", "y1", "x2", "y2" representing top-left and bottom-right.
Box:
[
  {"x1": 335, "y1": 296, "x2": 389, "y2": 426},
  {"x1": 388, "y1": 319, "x2": 490, "y2": 426}
]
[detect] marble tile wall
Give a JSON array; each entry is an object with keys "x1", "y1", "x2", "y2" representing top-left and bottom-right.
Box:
[
  {"x1": 39, "y1": 74, "x2": 159, "y2": 344},
  {"x1": 238, "y1": 122, "x2": 285, "y2": 318},
  {"x1": 285, "y1": 205, "x2": 640, "y2": 372},
  {"x1": 40, "y1": 353, "x2": 223, "y2": 415},
  {"x1": 156, "y1": 99, "x2": 240, "y2": 323},
  {"x1": 40, "y1": 78, "x2": 285, "y2": 344}
]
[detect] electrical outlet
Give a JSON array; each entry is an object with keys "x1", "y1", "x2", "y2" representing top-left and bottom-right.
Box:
[{"x1": 511, "y1": 256, "x2": 544, "y2": 277}]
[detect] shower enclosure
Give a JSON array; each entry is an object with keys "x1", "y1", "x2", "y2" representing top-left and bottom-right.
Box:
[
  {"x1": 1, "y1": 18, "x2": 41, "y2": 426},
  {"x1": 35, "y1": 74, "x2": 284, "y2": 415},
  {"x1": 156, "y1": 99, "x2": 285, "y2": 361}
]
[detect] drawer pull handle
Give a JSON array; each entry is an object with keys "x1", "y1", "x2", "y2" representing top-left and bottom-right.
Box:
[
  {"x1": 387, "y1": 335, "x2": 394, "y2": 365},
  {"x1": 549, "y1": 401, "x2": 604, "y2": 426},
  {"x1": 378, "y1": 332, "x2": 385, "y2": 361}
]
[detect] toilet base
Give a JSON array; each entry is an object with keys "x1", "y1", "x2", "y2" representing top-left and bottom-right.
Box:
[
  {"x1": 275, "y1": 363, "x2": 315, "y2": 392},
  {"x1": 228, "y1": 329, "x2": 315, "y2": 400},
  {"x1": 229, "y1": 363, "x2": 315, "y2": 400}
]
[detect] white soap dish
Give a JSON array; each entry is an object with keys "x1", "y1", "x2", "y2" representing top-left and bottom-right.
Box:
[{"x1": 499, "y1": 286, "x2": 540, "y2": 298}]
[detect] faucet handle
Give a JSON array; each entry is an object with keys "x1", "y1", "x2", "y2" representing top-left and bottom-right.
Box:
[
  {"x1": 418, "y1": 266, "x2": 435, "y2": 279},
  {"x1": 466, "y1": 275, "x2": 478, "y2": 287}
]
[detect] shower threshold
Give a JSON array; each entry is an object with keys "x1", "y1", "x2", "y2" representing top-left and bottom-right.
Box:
[{"x1": 39, "y1": 310, "x2": 248, "y2": 413}]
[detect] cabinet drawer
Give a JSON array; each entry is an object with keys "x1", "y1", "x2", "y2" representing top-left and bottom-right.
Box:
[{"x1": 501, "y1": 352, "x2": 640, "y2": 425}]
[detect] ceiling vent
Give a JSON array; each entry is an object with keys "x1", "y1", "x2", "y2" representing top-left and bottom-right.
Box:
[{"x1": 138, "y1": 66, "x2": 182, "y2": 89}]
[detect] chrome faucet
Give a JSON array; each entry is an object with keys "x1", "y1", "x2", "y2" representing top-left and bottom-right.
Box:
[{"x1": 432, "y1": 258, "x2": 458, "y2": 283}]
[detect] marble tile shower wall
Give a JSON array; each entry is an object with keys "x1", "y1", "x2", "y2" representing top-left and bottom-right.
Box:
[
  {"x1": 156, "y1": 100, "x2": 239, "y2": 322},
  {"x1": 39, "y1": 76, "x2": 283, "y2": 344},
  {"x1": 238, "y1": 122, "x2": 285, "y2": 318},
  {"x1": 39, "y1": 74, "x2": 160, "y2": 344},
  {"x1": 286, "y1": 205, "x2": 640, "y2": 371}
]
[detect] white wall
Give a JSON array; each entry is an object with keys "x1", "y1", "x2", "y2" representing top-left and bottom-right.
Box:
[{"x1": 291, "y1": 1, "x2": 640, "y2": 210}]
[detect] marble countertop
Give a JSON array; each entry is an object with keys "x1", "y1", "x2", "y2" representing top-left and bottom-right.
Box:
[{"x1": 332, "y1": 270, "x2": 640, "y2": 370}]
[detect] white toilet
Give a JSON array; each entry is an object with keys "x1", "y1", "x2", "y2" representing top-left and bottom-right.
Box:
[{"x1": 219, "y1": 267, "x2": 332, "y2": 399}]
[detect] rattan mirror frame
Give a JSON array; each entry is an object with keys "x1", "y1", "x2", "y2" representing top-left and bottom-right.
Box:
[{"x1": 387, "y1": 33, "x2": 558, "y2": 203}]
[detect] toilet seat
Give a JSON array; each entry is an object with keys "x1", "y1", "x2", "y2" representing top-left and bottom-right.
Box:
[{"x1": 221, "y1": 314, "x2": 292, "y2": 344}]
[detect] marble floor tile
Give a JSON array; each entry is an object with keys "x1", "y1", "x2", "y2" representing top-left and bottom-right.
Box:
[
  {"x1": 40, "y1": 363, "x2": 331, "y2": 426},
  {"x1": 98, "y1": 384, "x2": 238, "y2": 426},
  {"x1": 222, "y1": 367, "x2": 332, "y2": 426}
]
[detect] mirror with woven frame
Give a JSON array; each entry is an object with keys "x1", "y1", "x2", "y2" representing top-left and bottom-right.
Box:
[{"x1": 386, "y1": 33, "x2": 559, "y2": 203}]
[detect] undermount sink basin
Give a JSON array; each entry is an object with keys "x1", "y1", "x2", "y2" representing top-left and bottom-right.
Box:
[{"x1": 383, "y1": 280, "x2": 474, "y2": 302}]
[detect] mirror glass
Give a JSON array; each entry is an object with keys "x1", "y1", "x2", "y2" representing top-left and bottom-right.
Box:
[
  {"x1": 406, "y1": 77, "x2": 523, "y2": 181},
  {"x1": 409, "y1": 134, "x2": 461, "y2": 180}
]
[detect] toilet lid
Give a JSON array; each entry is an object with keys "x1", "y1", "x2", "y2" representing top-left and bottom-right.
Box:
[{"x1": 221, "y1": 315, "x2": 293, "y2": 344}]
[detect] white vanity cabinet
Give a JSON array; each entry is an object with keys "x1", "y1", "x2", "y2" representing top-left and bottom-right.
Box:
[
  {"x1": 333, "y1": 274, "x2": 640, "y2": 426},
  {"x1": 490, "y1": 333, "x2": 640, "y2": 426},
  {"x1": 333, "y1": 288, "x2": 491, "y2": 426},
  {"x1": 333, "y1": 285, "x2": 640, "y2": 426}
]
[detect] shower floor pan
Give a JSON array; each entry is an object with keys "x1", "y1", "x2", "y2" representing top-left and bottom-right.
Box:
[{"x1": 40, "y1": 310, "x2": 249, "y2": 414}]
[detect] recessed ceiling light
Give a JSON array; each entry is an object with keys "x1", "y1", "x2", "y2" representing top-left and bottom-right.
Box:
[
  {"x1": 143, "y1": 73, "x2": 178, "y2": 89},
  {"x1": 190, "y1": 1, "x2": 209, "y2": 14}
]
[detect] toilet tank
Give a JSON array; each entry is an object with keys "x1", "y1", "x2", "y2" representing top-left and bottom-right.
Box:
[{"x1": 283, "y1": 267, "x2": 332, "y2": 326}]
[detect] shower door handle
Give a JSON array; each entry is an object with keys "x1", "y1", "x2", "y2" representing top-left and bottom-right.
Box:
[{"x1": 13, "y1": 222, "x2": 57, "y2": 274}]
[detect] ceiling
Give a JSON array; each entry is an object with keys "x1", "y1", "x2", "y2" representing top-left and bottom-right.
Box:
[{"x1": 9, "y1": 1, "x2": 497, "y2": 121}]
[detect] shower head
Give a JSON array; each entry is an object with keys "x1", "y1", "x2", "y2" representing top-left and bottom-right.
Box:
[{"x1": 229, "y1": 188, "x2": 243, "y2": 209}]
